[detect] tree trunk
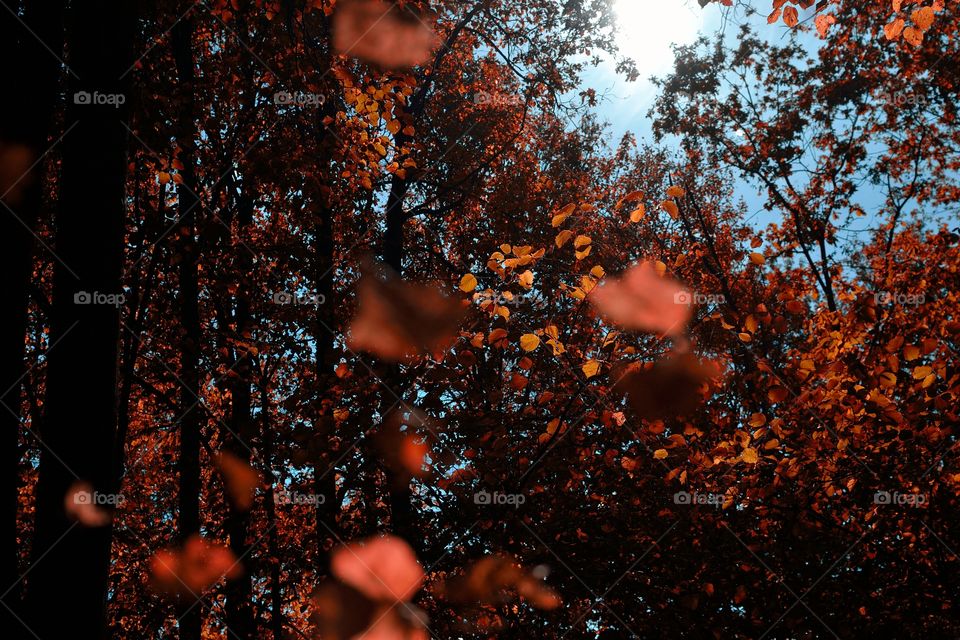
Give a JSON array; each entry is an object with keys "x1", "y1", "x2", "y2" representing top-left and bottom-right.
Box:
[
  {"x1": 0, "y1": 1, "x2": 63, "y2": 633},
  {"x1": 224, "y1": 181, "x2": 255, "y2": 640},
  {"x1": 313, "y1": 189, "x2": 340, "y2": 576},
  {"x1": 171, "y1": 17, "x2": 204, "y2": 640},
  {"x1": 311, "y1": 18, "x2": 341, "y2": 578},
  {"x1": 381, "y1": 195, "x2": 418, "y2": 553},
  {"x1": 25, "y1": 2, "x2": 134, "y2": 639}
]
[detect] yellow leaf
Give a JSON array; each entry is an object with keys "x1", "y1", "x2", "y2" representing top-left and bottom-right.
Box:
[
  {"x1": 580, "y1": 275, "x2": 597, "y2": 295},
  {"x1": 574, "y1": 235, "x2": 592, "y2": 249},
  {"x1": 653, "y1": 448, "x2": 668, "y2": 460},
  {"x1": 741, "y1": 447, "x2": 759, "y2": 464},
  {"x1": 520, "y1": 334, "x2": 541, "y2": 352},
  {"x1": 552, "y1": 203, "x2": 575, "y2": 227},
  {"x1": 748, "y1": 413, "x2": 766, "y2": 427},
  {"x1": 629, "y1": 204, "x2": 646, "y2": 223},
  {"x1": 555, "y1": 229, "x2": 574, "y2": 248},
  {"x1": 582, "y1": 359, "x2": 601, "y2": 378},
  {"x1": 547, "y1": 338, "x2": 566, "y2": 355},
  {"x1": 459, "y1": 274, "x2": 477, "y2": 292},
  {"x1": 518, "y1": 270, "x2": 534, "y2": 289}
]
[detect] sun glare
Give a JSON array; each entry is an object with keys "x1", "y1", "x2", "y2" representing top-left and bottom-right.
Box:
[{"x1": 614, "y1": 0, "x2": 704, "y2": 76}]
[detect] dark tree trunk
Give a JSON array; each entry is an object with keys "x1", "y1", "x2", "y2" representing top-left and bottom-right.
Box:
[
  {"x1": 223, "y1": 182, "x2": 255, "y2": 640},
  {"x1": 311, "y1": 20, "x2": 341, "y2": 577},
  {"x1": 0, "y1": 2, "x2": 63, "y2": 632},
  {"x1": 381, "y1": 190, "x2": 418, "y2": 554},
  {"x1": 25, "y1": 2, "x2": 134, "y2": 639},
  {"x1": 383, "y1": 179, "x2": 408, "y2": 274},
  {"x1": 313, "y1": 188, "x2": 340, "y2": 576},
  {"x1": 171, "y1": 16, "x2": 204, "y2": 640}
]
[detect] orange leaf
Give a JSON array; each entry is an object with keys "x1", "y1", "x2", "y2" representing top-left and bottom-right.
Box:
[
  {"x1": 662, "y1": 200, "x2": 680, "y2": 220},
  {"x1": 768, "y1": 386, "x2": 789, "y2": 403},
  {"x1": 214, "y1": 451, "x2": 260, "y2": 511},
  {"x1": 884, "y1": 17, "x2": 906, "y2": 40},
  {"x1": 459, "y1": 273, "x2": 477, "y2": 292},
  {"x1": 902, "y1": 25, "x2": 924, "y2": 46},
  {"x1": 589, "y1": 262, "x2": 692, "y2": 337},
  {"x1": 912, "y1": 6, "x2": 935, "y2": 31},
  {"x1": 782, "y1": 6, "x2": 799, "y2": 27}
]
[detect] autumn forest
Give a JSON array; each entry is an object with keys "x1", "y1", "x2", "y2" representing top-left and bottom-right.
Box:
[{"x1": 1, "y1": 0, "x2": 958, "y2": 638}]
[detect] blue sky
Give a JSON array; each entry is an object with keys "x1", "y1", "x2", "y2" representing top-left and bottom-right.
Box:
[
  {"x1": 582, "y1": 1, "x2": 812, "y2": 230},
  {"x1": 588, "y1": 0, "x2": 726, "y2": 142},
  {"x1": 567, "y1": 2, "x2": 943, "y2": 244}
]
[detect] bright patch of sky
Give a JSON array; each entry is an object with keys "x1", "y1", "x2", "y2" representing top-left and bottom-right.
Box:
[
  {"x1": 590, "y1": 0, "x2": 722, "y2": 143},
  {"x1": 582, "y1": 1, "x2": 815, "y2": 230}
]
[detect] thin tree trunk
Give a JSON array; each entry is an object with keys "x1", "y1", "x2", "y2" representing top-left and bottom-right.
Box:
[
  {"x1": 313, "y1": 191, "x2": 340, "y2": 576},
  {"x1": 311, "y1": 17, "x2": 341, "y2": 577},
  {"x1": 224, "y1": 181, "x2": 255, "y2": 640},
  {"x1": 26, "y1": 2, "x2": 134, "y2": 639},
  {"x1": 0, "y1": 2, "x2": 63, "y2": 632},
  {"x1": 382, "y1": 202, "x2": 418, "y2": 553},
  {"x1": 171, "y1": 17, "x2": 204, "y2": 640}
]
